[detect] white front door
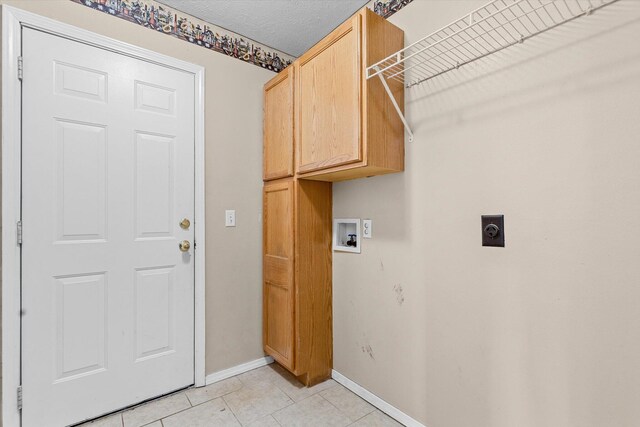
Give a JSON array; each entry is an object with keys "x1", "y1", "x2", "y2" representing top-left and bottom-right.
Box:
[{"x1": 21, "y1": 28, "x2": 196, "y2": 427}]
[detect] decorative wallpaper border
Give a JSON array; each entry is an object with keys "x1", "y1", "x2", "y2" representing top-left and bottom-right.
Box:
[
  {"x1": 69, "y1": 0, "x2": 295, "y2": 72},
  {"x1": 69, "y1": 0, "x2": 414, "y2": 72},
  {"x1": 372, "y1": 0, "x2": 414, "y2": 19}
]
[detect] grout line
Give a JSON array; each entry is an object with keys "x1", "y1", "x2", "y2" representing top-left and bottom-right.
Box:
[
  {"x1": 139, "y1": 420, "x2": 164, "y2": 427},
  {"x1": 317, "y1": 392, "x2": 364, "y2": 424},
  {"x1": 221, "y1": 394, "x2": 242, "y2": 423},
  {"x1": 228, "y1": 412, "x2": 242, "y2": 426},
  {"x1": 181, "y1": 376, "x2": 246, "y2": 406},
  {"x1": 117, "y1": 369, "x2": 346, "y2": 427},
  {"x1": 128, "y1": 393, "x2": 192, "y2": 427},
  {"x1": 89, "y1": 376, "x2": 252, "y2": 427},
  {"x1": 345, "y1": 409, "x2": 376, "y2": 426},
  {"x1": 140, "y1": 390, "x2": 248, "y2": 426},
  {"x1": 267, "y1": 366, "x2": 336, "y2": 404},
  {"x1": 272, "y1": 382, "x2": 299, "y2": 403},
  {"x1": 274, "y1": 390, "x2": 322, "y2": 415},
  {"x1": 157, "y1": 392, "x2": 242, "y2": 423},
  {"x1": 185, "y1": 391, "x2": 194, "y2": 407}
]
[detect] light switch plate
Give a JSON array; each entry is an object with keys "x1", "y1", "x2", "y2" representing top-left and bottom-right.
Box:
[
  {"x1": 225, "y1": 210, "x2": 236, "y2": 227},
  {"x1": 362, "y1": 219, "x2": 372, "y2": 238}
]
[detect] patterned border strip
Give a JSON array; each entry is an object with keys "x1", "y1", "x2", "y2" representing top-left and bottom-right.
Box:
[
  {"x1": 371, "y1": 0, "x2": 414, "y2": 19},
  {"x1": 69, "y1": 0, "x2": 295, "y2": 72},
  {"x1": 68, "y1": 0, "x2": 414, "y2": 72}
]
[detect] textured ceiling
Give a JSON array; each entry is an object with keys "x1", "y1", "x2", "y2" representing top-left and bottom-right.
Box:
[{"x1": 155, "y1": 0, "x2": 370, "y2": 57}]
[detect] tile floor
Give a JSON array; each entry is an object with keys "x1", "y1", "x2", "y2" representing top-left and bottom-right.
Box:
[{"x1": 78, "y1": 363, "x2": 403, "y2": 427}]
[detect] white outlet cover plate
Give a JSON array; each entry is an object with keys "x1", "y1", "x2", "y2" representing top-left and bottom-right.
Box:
[
  {"x1": 225, "y1": 210, "x2": 236, "y2": 227},
  {"x1": 362, "y1": 219, "x2": 372, "y2": 238}
]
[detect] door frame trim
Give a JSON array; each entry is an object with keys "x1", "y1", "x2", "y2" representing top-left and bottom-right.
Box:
[{"x1": 1, "y1": 6, "x2": 207, "y2": 426}]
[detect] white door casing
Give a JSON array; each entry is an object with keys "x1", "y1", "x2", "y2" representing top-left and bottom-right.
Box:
[{"x1": 1, "y1": 7, "x2": 206, "y2": 427}]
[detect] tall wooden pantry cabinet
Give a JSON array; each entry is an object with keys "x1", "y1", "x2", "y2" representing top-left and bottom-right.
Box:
[
  {"x1": 262, "y1": 7, "x2": 404, "y2": 386},
  {"x1": 263, "y1": 63, "x2": 333, "y2": 386},
  {"x1": 262, "y1": 179, "x2": 332, "y2": 385}
]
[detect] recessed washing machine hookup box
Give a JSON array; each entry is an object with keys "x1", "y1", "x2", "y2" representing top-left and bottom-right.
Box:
[{"x1": 333, "y1": 219, "x2": 361, "y2": 253}]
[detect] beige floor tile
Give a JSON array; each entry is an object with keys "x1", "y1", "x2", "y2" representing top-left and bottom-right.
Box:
[
  {"x1": 349, "y1": 410, "x2": 403, "y2": 427},
  {"x1": 122, "y1": 392, "x2": 191, "y2": 427},
  {"x1": 268, "y1": 363, "x2": 299, "y2": 383},
  {"x1": 241, "y1": 363, "x2": 336, "y2": 403},
  {"x1": 272, "y1": 368, "x2": 337, "y2": 402},
  {"x1": 162, "y1": 398, "x2": 240, "y2": 427},
  {"x1": 273, "y1": 394, "x2": 351, "y2": 427},
  {"x1": 186, "y1": 377, "x2": 243, "y2": 406},
  {"x1": 78, "y1": 413, "x2": 123, "y2": 427},
  {"x1": 245, "y1": 414, "x2": 281, "y2": 427},
  {"x1": 75, "y1": 367, "x2": 396, "y2": 427},
  {"x1": 320, "y1": 385, "x2": 374, "y2": 422},
  {"x1": 236, "y1": 365, "x2": 285, "y2": 388},
  {"x1": 223, "y1": 381, "x2": 293, "y2": 425},
  {"x1": 278, "y1": 379, "x2": 337, "y2": 403}
]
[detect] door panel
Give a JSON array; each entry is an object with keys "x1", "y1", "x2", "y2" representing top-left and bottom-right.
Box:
[
  {"x1": 135, "y1": 266, "x2": 175, "y2": 360},
  {"x1": 54, "y1": 61, "x2": 108, "y2": 102},
  {"x1": 21, "y1": 28, "x2": 195, "y2": 427},
  {"x1": 55, "y1": 120, "x2": 107, "y2": 242},
  {"x1": 135, "y1": 132, "x2": 175, "y2": 239},
  {"x1": 263, "y1": 68, "x2": 294, "y2": 180},
  {"x1": 297, "y1": 16, "x2": 362, "y2": 173},
  {"x1": 55, "y1": 273, "x2": 107, "y2": 381},
  {"x1": 265, "y1": 284, "x2": 294, "y2": 362},
  {"x1": 135, "y1": 81, "x2": 176, "y2": 115},
  {"x1": 263, "y1": 181, "x2": 295, "y2": 371}
]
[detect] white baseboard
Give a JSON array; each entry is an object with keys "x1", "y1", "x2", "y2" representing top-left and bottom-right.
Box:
[
  {"x1": 205, "y1": 356, "x2": 274, "y2": 385},
  {"x1": 332, "y1": 370, "x2": 426, "y2": 427}
]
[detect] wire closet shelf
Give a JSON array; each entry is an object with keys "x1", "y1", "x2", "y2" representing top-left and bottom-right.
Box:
[
  {"x1": 368, "y1": 0, "x2": 618, "y2": 87},
  {"x1": 367, "y1": 0, "x2": 619, "y2": 141}
]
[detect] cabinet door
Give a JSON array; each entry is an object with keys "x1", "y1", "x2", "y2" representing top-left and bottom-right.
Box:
[
  {"x1": 264, "y1": 67, "x2": 294, "y2": 180},
  {"x1": 297, "y1": 15, "x2": 362, "y2": 174},
  {"x1": 263, "y1": 180, "x2": 295, "y2": 370}
]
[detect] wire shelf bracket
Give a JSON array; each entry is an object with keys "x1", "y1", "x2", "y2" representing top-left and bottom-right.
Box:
[
  {"x1": 373, "y1": 65, "x2": 415, "y2": 143},
  {"x1": 367, "y1": 0, "x2": 619, "y2": 142}
]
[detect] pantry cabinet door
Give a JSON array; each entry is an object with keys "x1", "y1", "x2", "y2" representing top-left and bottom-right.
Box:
[
  {"x1": 263, "y1": 180, "x2": 295, "y2": 371},
  {"x1": 297, "y1": 15, "x2": 362, "y2": 174}
]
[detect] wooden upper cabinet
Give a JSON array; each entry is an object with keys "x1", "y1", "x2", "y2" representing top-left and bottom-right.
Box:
[
  {"x1": 295, "y1": 8, "x2": 405, "y2": 182},
  {"x1": 263, "y1": 67, "x2": 294, "y2": 181},
  {"x1": 296, "y1": 15, "x2": 362, "y2": 173}
]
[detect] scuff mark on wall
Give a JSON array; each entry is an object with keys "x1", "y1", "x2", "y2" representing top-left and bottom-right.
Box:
[
  {"x1": 393, "y1": 284, "x2": 405, "y2": 305},
  {"x1": 361, "y1": 344, "x2": 376, "y2": 360},
  {"x1": 380, "y1": 259, "x2": 385, "y2": 271}
]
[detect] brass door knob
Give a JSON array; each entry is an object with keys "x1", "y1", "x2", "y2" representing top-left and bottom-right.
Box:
[
  {"x1": 179, "y1": 240, "x2": 191, "y2": 252},
  {"x1": 180, "y1": 218, "x2": 191, "y2": 229}
]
